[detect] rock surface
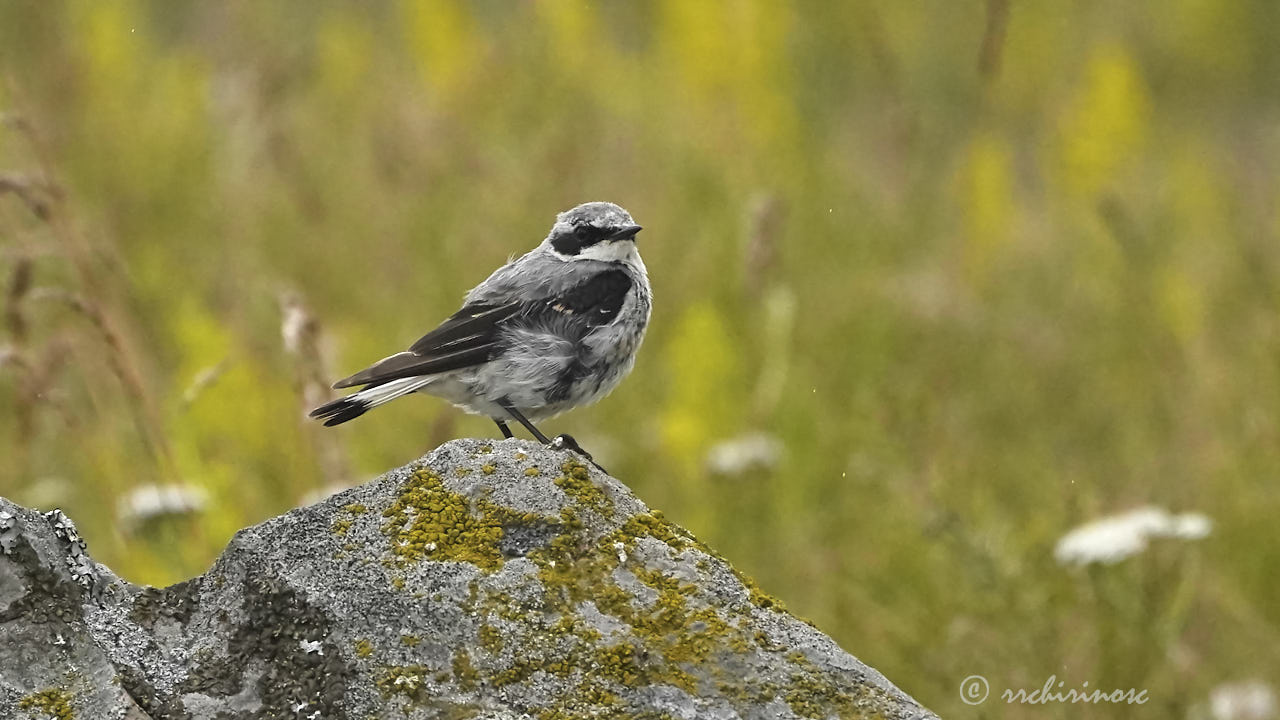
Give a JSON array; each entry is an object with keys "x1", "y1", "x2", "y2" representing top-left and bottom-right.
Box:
[{"x1": 0, "y1": 438, "x2": 938, "y2": 720}]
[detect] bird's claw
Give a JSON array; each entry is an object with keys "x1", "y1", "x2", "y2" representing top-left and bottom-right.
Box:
[
  {"x1": 549, "y1": 434, "x2": 608, "y2": 474},
  {"x1": 550, "y1": 433, "x2": 590, "y2": 459}
]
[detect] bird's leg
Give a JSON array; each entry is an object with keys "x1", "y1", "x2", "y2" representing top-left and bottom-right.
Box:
[
  {"x1": 498, "y1": 399, "x2": 606, "y2": 473},
  {"x1": 494, "y1": 420, "x2": 514, "y2": 439},
  {"x1": 498, "y1": 401, "x2": 552, "y2": 444}
]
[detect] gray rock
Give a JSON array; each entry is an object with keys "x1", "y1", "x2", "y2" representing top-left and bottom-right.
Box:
[{"x1": 0, "y1": 438, "x2": 939, "y2": 719}]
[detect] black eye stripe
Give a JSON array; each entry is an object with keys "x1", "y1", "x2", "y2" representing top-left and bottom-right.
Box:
[{"x1": 551, "y1": 224, "x2": 610, "y2": 255}]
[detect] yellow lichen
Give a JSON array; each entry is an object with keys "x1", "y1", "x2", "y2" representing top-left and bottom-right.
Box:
[
  {"x1": 743, "y1": 575, "x2": 786, "y2": 612},
  {"x1": 553, "y1": 461, "x2": 614, "y2": 516},
  {"x1": 617, "y1": 511, "x2": 690, "y2": 551},
  {"x1": 478, "y1": 623, "x2": 504, "y2": 653},
  {"x1": 380, "y1": 467, "x2": 504, "y2": 571},
  {"x1": 332, "y1": 502, "x2": 368, "y2": 536},
  {"x1": 18, "y1": 688, "x2": 74, "y2": 719},
  {"x1": 782, "y1": 653, "x2": 871, "y2": 719},
  {"x1": 452, "y1": 650, "x2": 478, "y2": 692},
  {"x1": 354, "y1": 638, "x2": 374, "y2": 658}
]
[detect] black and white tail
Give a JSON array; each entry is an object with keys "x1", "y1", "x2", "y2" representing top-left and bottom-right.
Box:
[{"x1": 308, "y1": 377, "x2": 433, "y2": 426}]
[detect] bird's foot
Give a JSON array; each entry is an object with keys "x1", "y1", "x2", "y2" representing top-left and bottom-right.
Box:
[{"x1": 549, "y1": 434, "x2": 608, "y2": 474}]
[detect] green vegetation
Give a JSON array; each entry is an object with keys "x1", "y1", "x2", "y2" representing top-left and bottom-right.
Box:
[{"x1": 1, "y1": 2, "x2": 1278, "y2": 717}]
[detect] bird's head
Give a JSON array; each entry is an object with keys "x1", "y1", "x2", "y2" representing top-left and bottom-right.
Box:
[{"x1": 544, "y1": 202, "x2": 643, "y2": 263}]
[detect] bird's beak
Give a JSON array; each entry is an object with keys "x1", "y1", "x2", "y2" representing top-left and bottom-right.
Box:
[{"x1": 611, "y1": 224, "x2": 643, "y2": 240}]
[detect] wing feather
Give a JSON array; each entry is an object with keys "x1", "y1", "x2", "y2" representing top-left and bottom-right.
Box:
[
  {"x1": 331, "y1": 302, "x2": 521, "y2": 388},
  {"x1": 328, "y1": 269, "x2": 632, "y2": 391}
]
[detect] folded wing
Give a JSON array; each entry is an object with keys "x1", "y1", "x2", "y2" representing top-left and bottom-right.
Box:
[
  {"x1": 328, "y1": 268, "x2": 633, "y2": 390},
  {"x1": 331, "y1": 302, "x2": 522, "y2": 389}
]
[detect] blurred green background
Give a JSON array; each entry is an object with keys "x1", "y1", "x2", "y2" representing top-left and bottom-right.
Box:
[{"x1": 2, "y1": 1, "x2": 1278, "y2": 717}]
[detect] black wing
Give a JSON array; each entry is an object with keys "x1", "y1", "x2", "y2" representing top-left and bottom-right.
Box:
[
  {"x1": 534, "y1": 268, "x2": 632, "y2": 336},
  {"x1": 329, "y1": 269, "x2": 632, "y2": 390},
  {"x1": 331, "y1": 302, "x2": 522, "y2": 388}
]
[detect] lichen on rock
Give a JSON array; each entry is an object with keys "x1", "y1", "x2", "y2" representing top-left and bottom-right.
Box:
[{"x1": 0, "y1": 438, "x2": 937, "y2": 720}]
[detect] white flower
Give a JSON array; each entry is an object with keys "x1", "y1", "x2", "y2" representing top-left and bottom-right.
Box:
[
  {"x1": 299, "y1": 639, "x2": 324, "y2": 655},
  {"x1": 117, "y1": 485, "x2": 208, "y2": 524},
  {"x1": 1054, "y1": 506, "x2": 1212, "y2": 566},
  {"x1": 1171, "y1": 512, "x2": 1212, "y2": 541},
  {"x1": 705, "y1": 433, "x2": 783, "y2": 476},
  {"x1": 1211, "y1": 681, "x2": 1276, "y2": 720}
]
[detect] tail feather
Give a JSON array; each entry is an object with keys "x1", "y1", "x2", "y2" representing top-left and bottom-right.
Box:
[
  {"x1": 309, "y1": 376, "x2": 433, "y2": 427},
  {"x1": 310, "y1": 396, "x2": 371, "y2": 426}
]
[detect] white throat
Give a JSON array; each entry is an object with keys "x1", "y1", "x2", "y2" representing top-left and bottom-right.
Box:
[{"x1": 566, "y1": 239, "x2": 639, "y2": 264}]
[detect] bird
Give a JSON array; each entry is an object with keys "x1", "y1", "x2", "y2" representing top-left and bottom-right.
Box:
[{"x1": 310, "y1": 202, "x2": 651, "y2": 464}]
